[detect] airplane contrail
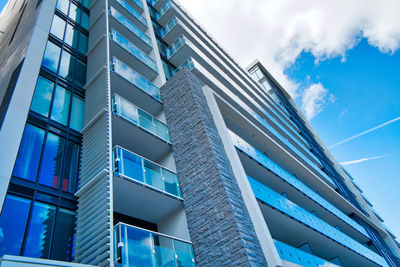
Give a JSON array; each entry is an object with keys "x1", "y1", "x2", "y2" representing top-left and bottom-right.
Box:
[{"x1": 329, "y1": 116, "x2": 400, "y2": 149}]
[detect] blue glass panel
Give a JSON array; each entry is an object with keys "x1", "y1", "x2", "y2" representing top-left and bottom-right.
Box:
[
  {"x1": 42, "y1": 42, "x2": 61, "y2": 73},
  {"x1": 59, "y1": 50, "x2": 75, "y2": 81},
  {"x1": 30, "y1": 76, "x2": 54, "y2": 117},
  {"x1": 83, "y1": 0, "x2": 90, "y2": 9},
  {"x1": 144, "y1": 160, "x2": 164, "y2": 191},
  {"x1": 65, "y1": 24, "x2": 79, "y2": 49},
  {"x1": 78, "y1": 33, "x2": 88, "y2": 54},
  {"x1": 12, "y1": 124, "x2": 45, "y2": 181},
  {"x1": 56, "y1": 0, "x2": 69, "y2": 15},
  {"x1": 125, "y1": 226, "x2": 154, "y2": 266},
  {"x1": 0, "y1": 195, "x2": 31, "y2": 256},
  {"x1": 74, "y1": 59, "x2": 86, "y2": 86},
  {"x1": 51, "y1": 208, "x2": 75, "y2": 261},
  {"x1": 153, "y1": 235, "x2": 174, "y2": 266},
  {"x1": 51, "y1": 85, "x2": 71, "y2": 126},
  {"x1": 62, "y1": 142, "x2": 80, "y2": 192},
  {"x1": 173, "y1": 239, "x2": 195, "y2": 267},
  {"x1": 38, "y1": 132, "x2": 65, "y2": 189},
  {"x1": 70, "y1": 95, "x2": 84, "y2": 132},
  {"x1": 81, "y1": 12, "x2": 89, "y2": 29},
  {"x1": 68, "y1": 3, "x2": 81, "y2": 24},
  {"x1": 121, "y1": 149, "x2": 144, "y2": 182},
  {"x1": 23, "y1": 201, "x2": 56, "y2": 258},
  {"x1": 50, "y1": 15, "x2": 66, "y2": 40}
]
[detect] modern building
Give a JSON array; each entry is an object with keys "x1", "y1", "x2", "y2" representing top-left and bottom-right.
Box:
[{"x1": 0, "y1": 0, "x2": 399, "y2": 266}]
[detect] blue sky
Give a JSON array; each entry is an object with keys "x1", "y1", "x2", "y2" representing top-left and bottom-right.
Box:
[
  {"x1": 0, "y1": 0, "x2": 7, "y2": 12},
  {"x1": 285, "y1": 38, "x2": 400, "y2": 238}
]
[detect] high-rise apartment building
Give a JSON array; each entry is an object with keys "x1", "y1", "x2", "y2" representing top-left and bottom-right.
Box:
[{"x1": 0, "y1": 0, "x2": 398, "y2": 266}]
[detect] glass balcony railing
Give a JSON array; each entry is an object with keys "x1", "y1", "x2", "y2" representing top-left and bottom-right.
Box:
[
  {"x1": 112, "y1": 94, "x2": 170, "y2": 142},
  {"x1": 111, "y1": 29, "x2": 158, "y2": 72},
  {"x1": 113, "y1": 146, "x2": 181, "y2": 198},
  {"x1": 114, "y1": 223, "x2": 196, "y2": 267},
  {"x1": 114, "y1": 0, "x2": 147, "y2": 26},
  {"x1": 229, "y1": 131, "x2": 369, "y2": 237},
  {"x1": 110, "y1": 6, "x2": 152, "y2": 47},
  {"x1": 274, "y1": 239, "x2": 340, "y2": 267},
  {"x1": 160, "y1": 16, "x2": 180, "y2": 38},
  {"x1": 170, "y1": 57, "x2": 195, "y2": 77},
  {"x1": 111, "y1": 57, "x2": 161, "y2": 101},
  {"x1": 249, "y1": 177, "x2": 388, "y2": 267},
  {"x1": 155, "y1": 0, "x2": 172, "y2": 21},
  {"x1": 166, "y1": 34, "x2": 188, "y2": 59}
]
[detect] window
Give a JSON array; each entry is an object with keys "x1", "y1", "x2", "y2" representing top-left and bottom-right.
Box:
[
  {"x1": 23, "y1": 201, "x2": 56, "y2": 258},
  {"x1": 42, "y1": 41, "x2": 61, "y2": 73},
  {"x1": 37, "y1": 132, "x2": 65, "y2": 188},
  {"x1": 30, "y1": 76, "x2": 54, "y2": 117},
  {"x1": 50, "y1": 15, "x2": 66, "y2": 40},
  {"x1": 41, "y1": 41, "x2": 87, "y2": 87},
  {"x1": 30, "y1": 76, "x2": 84, "y2": 131},
  {"x1": 0, "y1": 194, "x2": 76, "y2": 260},
  {"x1": 0, "y1": 195, "x2": 31, "y2": 256},
  {"x1": 12, "y1": 124, "x2": 81, "y2": 193},
  {"x1": 12, "y1": 124, "x2": 45, "y2": 181}
]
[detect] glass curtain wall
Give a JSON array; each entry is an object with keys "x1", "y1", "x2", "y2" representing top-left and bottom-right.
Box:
[{"x1": 0, "y1": 0, "x2": 89, "y2": 261}]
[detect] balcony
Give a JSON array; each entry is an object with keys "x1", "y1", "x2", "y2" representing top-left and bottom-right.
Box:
[
  {"x1": 112, "y1": 94, "x2": 170, "y2": 143},
  {"x1": 170, "y1": 57, "x2": 195, "y2": 77},
  {"x1": 150, "y1": 0, "x2": 168, "y2": 11},
  {"x1": 274, "y1": 239, "x2": 340, "y2": 267},
  {"x1": 230, "y1": 131, "x2": 369, "y2": 239},
  {"x1": 249, "y1": 177, "x2": 387, "y2": 267},
  {"x1": 156, "y1": 1, "x2": 177, "y2": 25},
  {"x1": 160, "y1": 16, "x2": 185, "y2": 45},
  {"x1": 110, "y1": 29, "x2": 158, "y2": 80},
  {"x1": 109, "y1": 6, "x2": 152, "y2": 53},
  {"x1": 114, "y1": 223, "x2": 196, "y2": 267},
  {"x1": 113, "y1": 146, "x2": 180, "y2": 198},
  {"x1": 166, "y1": 35, "x2": 192, "y2": 66},
  {"x1": 113, "y1": 0, "x2": 147, "y2": 31}
]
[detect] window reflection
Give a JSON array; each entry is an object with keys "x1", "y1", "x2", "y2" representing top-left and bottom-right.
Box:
[
  {"x1": 30, "y1": 76, "x2": 54, "y2": 117},
  {"x1": 42, "y1": 42, "x2": 61, "y2": 73},
  {"x1": 70, "y1": 95, "x2": 84, "y2": 132},
  {"x1": 0, "y1": 195, "x2": 31, "y2": 256},
  {"x1": 23, "y1": 201, "x2": 56, "y2": 258},
  {"x1": 51, "y1": 85, "x2": 71, "y2": 126},
  {"x1": 51, "y1": 208, "x2": 75, "y2": 260},
  {"x1": 50, "y1": 15, "x2": 66, "y2": 40},
  {"x1": 56, "y1": 0, "x2": 69, "y2": 15},
  {"x1": 12, "y1": 124, "x2": 45, "y2": 181},
  {"x1": 38, "y1": 132, "x2": 65, "y2": 189}
]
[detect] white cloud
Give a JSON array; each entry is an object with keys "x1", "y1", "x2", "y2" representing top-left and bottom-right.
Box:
[
  {"x1": 340, "y1": 155, "x2": 390, "y2": 166},
  {"x1": 301, "y1": 83, "x2": 333, "y2": 120},
  {"x1": 176, "y1": 0, "x2": 400, "y2": 112}
]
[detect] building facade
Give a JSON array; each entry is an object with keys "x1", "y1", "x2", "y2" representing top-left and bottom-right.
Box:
[{"x1": 0, "y1": 0, "x2": 398, "y2": 266}]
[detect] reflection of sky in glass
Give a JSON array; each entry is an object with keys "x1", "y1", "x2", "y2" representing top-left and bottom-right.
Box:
[{"x1": 42, "y1": 42, "x2": 61, "y2": 73}]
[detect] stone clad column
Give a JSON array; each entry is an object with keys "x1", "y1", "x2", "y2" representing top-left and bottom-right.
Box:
[{"x1": 160, "y1": 69, "x2": 268, "y2": 267}]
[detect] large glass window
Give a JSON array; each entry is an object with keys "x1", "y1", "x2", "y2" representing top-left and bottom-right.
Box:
[
  {"x1": 51, "y1": 208, "x2": 75, "y2": 260},
  {"x1": 30, "y1": 76, "x2": 54, "y2": 117},
  {"x1": 38, "y1": 133, "x2": 65, "y2": 189},
  {"x1": 0, "y1": 195, "x2": 31, "y2": 256},
  {"x1": 12, "y1": 124, "x2": 45, "y2": 181},
  {"x1": 23, "y1": 201, "x2": 56, "y2": 258},
  {"x1": 51, "y1": 85, "x2": 71, "y2": 126},
  {"x1": 30, "y1": 76, "x2": 84, "y2": 132},
  {"x1": 0, "y1": 194, "x2": 76, "y2": 260},
  {"x1": 50, "y1": 15, "x2": 66, "y2": 40},
  {"x1": 42, "y1": 42, "x2": 61, "y2": 73},
  {"x1": 12, "y1": 124, "x2": 81, "y2": 193}
]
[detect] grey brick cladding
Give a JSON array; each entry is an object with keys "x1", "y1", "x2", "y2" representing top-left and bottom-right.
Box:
[{"x1": 160, "y1": 69, "x2": 268, "y2": 267}]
